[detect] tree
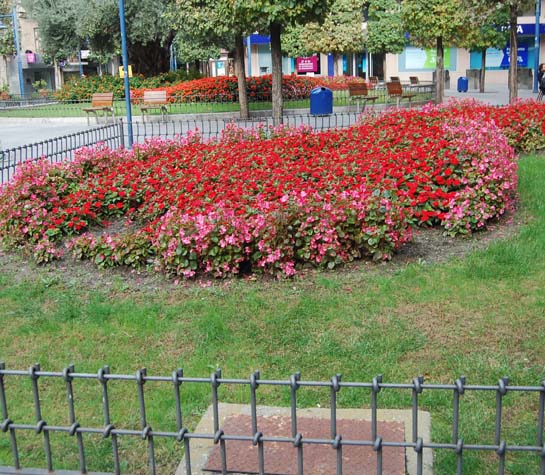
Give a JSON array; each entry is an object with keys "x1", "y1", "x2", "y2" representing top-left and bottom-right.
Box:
[
  {"x1": 0, "y1": 0, "x2": 15, "y2": 56},
  {"x1": 460, "y1": 1, "x2": 509, "y2": 93},
  {"x1": 401, "y1": 0, "x2": 467, "y2": 103},
  {"x1": 168, "y1": 0, "x2": 254, "y2": 119},
  {"x1": 283, "y1": 0, "x2": 365, "y2": 76},
  {"x1": 365, "y1": 0, "x2": 406, "y2": 56},
  {"x1": 233, "y1": 0, "x2": 328, "y2": 125},
  {"x1": 504, "y1": 0, "x2": 534, "y2": 103},
  {"x1": 24, "y1": 0, "x2": 176, "y2": 75},
  {"x1": 21, "y1": 0, "x2": 80, "y2": 61}
]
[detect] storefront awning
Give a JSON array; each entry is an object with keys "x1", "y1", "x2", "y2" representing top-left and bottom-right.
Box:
[
  {"x1": 516, "y1": 23, "x2": 545, "y2": 35},
  {"x1": 243, "y1": 34, "x2": 270, "y2": 45}
]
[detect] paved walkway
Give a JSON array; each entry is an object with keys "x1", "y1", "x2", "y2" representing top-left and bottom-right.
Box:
[{"x1": 0, "y1": 85, "x2": 539, "y2": 150}]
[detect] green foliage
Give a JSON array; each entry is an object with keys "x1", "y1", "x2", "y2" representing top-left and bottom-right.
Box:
[
  {"x1": 24, "y1": 0, "x2": 176, "y2": 73},
  {"x1": 401, "y1": 0, "x2": 467, "y2": 49},
  {"x1": 0, "y1": 0, "x2": 15, "y2": 56},
  {"x1": 296, "y1": 0, "x2": 365, "y2": 56},
  {"x1": 232, "y1": 0, "x2": 329, "y2": 28},
  {"x1": 460, "y1": 0, "x2": 509, "y2": 52},
  {"x1": 365, "y1": 0, "x2": 406, "y2": 54},
  {"x1": 167, "y1": 0, "x2": 243, "y2": 62},
  {"x1": 32, "y1": 79, "x2": 47, "y2": 90},
  {"x1": 54, "y1": 70, "x2": 202, "y2": 100},
  {"x1": 22, "y1": 0, "x2": 80, "y2": 60}
]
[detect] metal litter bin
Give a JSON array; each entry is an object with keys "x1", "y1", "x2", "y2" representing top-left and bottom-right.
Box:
[
  {"x1": 457, "y1": 76, "x2": 469, "y2": 93},
  {"x1": 310, "y1": 87, "x2": 333, "y2": 115}
]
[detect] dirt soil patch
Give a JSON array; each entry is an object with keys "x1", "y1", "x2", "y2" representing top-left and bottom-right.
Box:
[{"x1": 0, "y1": 211, "x2": 524, "y2": 294}]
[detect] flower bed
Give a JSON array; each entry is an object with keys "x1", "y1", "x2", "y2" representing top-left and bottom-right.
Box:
[
  {"x1": 130, "y1": 75, "x2": 322, "y2": 103},
  {"x1": 0, "y1": 101, "x2": 522, "y2": 278}
]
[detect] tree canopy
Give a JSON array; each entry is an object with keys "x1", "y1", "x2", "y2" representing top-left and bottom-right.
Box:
[
  {"x1": 0, "y1": 0, "x2": 15, "y2": 56},
  {"x1": 402, "y1": 0, "x2": 468, "y2": 102},
  {"x1": 23, "y1": 0, "x2": 175, "y2": 74},
  {"x1": 365, "y1": 0, "x2": 405, "y2": 55},
  {"x1": 232, "y1": 0, "x2": 328, "y2": 124}
]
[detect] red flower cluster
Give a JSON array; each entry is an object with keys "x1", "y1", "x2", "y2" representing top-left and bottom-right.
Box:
[
  {"x1": 130, "y1": 75, "x2": 322, "y2": 103},
  {"x1": 0, "y1": 100, "x2": 527, "y2": 277}
]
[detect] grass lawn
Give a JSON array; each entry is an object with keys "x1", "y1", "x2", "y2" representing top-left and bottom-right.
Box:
[
  {"x1": 0, "y1": 155, "x2": 543, "y2": 474},
  {"x1": 0, "y1": 91, "x2": 433, "y2": 119}
]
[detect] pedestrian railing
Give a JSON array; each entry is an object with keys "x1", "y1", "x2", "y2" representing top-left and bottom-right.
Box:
[
  {"x1": 0, "y1": 122, "x2": 124, "y2": 184},
  {"x1": 0, "y1": 364, "x2": 544, "y2": 475},
  {"x1": 0, "y1": 114, "x2": 363, "y2": 184},
  {"x1": 0, "y1": 84, "x2": 436, "y2": 119}
]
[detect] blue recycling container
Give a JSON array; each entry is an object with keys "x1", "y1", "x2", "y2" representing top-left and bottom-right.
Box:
[
  {"x1": 457, "y1": 76, "x2": 469, "y2": 93},
  {"x1": 310, "y1": 86, "x2": 333, "y2": 115}
]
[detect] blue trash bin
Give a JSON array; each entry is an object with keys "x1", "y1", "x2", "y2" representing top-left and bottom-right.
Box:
[
  {"x1": 310, "y1": 87, "x2": 333, "y2": 115},
  {"x1": 457, "y1": 76, "x2": 469, "y2": 93}
]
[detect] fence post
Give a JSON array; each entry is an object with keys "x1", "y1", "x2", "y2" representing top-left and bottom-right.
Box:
[{"x1": 118, "y1": 119, "x2": 125, "y2": 149}]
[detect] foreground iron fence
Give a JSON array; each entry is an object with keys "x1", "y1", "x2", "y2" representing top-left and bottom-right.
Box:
[
  {"x1": 0, "y1": 364, "x2": 544, "y2": 475},
  {"x1": 0, "y1": 122, "x2": 123, "y2": 184}
]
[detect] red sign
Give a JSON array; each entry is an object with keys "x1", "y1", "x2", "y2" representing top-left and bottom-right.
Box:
[{"x1": 296, "y1": 56, "x2": 319, "y2": 73}]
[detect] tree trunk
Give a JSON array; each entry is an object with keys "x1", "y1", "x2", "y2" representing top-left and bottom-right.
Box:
[
  {"x1": 234, "y1": 34, "x2": 249, "y2": 120},
  {"x1": 508, "y1": 6, "x2": 518, "y2": 103},
  {"x1": 270, "y1": 22, "x2": 283, "y2": 126},
  {"x1": 480, "y1": 49, "x2": 486, "y2": 93},
  {"x1": 435, "y1": 36, "x2": 444, "y2": 104}
]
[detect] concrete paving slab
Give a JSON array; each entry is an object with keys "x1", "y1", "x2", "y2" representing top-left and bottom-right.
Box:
[{"x1": 175, "y1": 403, "x2": 432, "y2": 475}]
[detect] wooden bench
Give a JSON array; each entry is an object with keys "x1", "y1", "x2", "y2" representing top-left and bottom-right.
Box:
[
  {"x1": 83, "y1": 93, "x2": 114, "y2": 126},
  {"x1": 140, "y1": 90, "x2": 168, "y2": 122},
  {"x1": 390, "y1": 76, "x2": 401, "y2": 83},
  {"x1": 348, "y1": 82, "x2": 378, "y2": 114},
  {"x1": 386, "y1": 81, "x2": 416, "y2": 108}
]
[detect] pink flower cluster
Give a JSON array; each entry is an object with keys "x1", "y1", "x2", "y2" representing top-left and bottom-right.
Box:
[{"x1": 0, "y1": 100, "x2": 524, "y2": 278}]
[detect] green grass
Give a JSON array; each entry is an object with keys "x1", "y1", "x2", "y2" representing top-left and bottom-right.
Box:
[
  {"x1": 0, "y1": 155, "x2": 543, "y2": 474},
  {"x1": 0, "y1": 91, "x2": 433, "y2": 118}
]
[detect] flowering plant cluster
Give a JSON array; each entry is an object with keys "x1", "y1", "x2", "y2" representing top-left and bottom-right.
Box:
[
  {"x1": 130, "y1": 75, "x2": 322, "y2": 103},
  {"x1": 54, "y1": 71, "x2": 202, "y2": 101},
  {"x1": 434, "y1": 98, "x2": 545, "y2": 153},
  {"x1": 0, "y1": 100, "x2": 523, "y2": 278}
]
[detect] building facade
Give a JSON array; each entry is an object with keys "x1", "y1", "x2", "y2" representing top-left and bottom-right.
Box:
[{"x1": 240, "y1": 3, "x2": 545, "y2": 90}]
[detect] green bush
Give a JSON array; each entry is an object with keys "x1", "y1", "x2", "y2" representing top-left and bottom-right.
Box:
[{"x1": 54, "y1": 70, "x2": 203, "y2": 101}]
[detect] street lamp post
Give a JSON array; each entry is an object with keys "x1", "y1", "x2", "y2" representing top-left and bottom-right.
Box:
[
  {"x1": 118, "y1": 0, "x2": 133, "y2": 147},
  {"x1": 0, "y1": 6, "x2": 25, "y2": 97},
  {"x1": 534, "y1": 0, "x2": 542, "y2": 93}
]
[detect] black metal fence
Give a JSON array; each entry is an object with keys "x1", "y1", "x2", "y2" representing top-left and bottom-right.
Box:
[
  {"x1": 0, "y1": 84, "x2": 435, "y2": 119},
  {"x1": 0, "y1": 114, "x2": 363, "y2": 185},
  {"x1": 0, "y1": 122, "x2": 124, "y2": 184},
  {"x1": 0, "y1": 364, "x2": 544, "y2": 475},
  {"x1": 130, "y1": 113, "x2": 361, "y2": 145}
]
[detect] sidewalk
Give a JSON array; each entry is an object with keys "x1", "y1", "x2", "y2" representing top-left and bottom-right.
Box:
[
  {"x1": 445, "y1": 85, "x2": 538, "y2": 105},
  {"x1": 0, "y1": 85, "x2": 539, "y2": 150}
]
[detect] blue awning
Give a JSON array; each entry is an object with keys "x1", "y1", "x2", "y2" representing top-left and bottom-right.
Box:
[
  {"x1": 244, "y1": 34, "x2": 270, "y2": 45},
  {"x1": 516, "y1": 23, "x2": 545, "y2": 35}
]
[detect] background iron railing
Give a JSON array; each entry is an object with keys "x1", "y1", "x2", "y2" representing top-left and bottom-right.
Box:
[
  {"x1": 0, "y1": 364, "x2": 544, "y2": 475},
  {"x1": 0, "y1": 113, "x2": 364, "y2": 185},
  {"x1": 0, "y1": 122, "x2": 124, "y2": 184},
  {"x1": 0, "y1": 84, "x2": 436, "y2": 118}
]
